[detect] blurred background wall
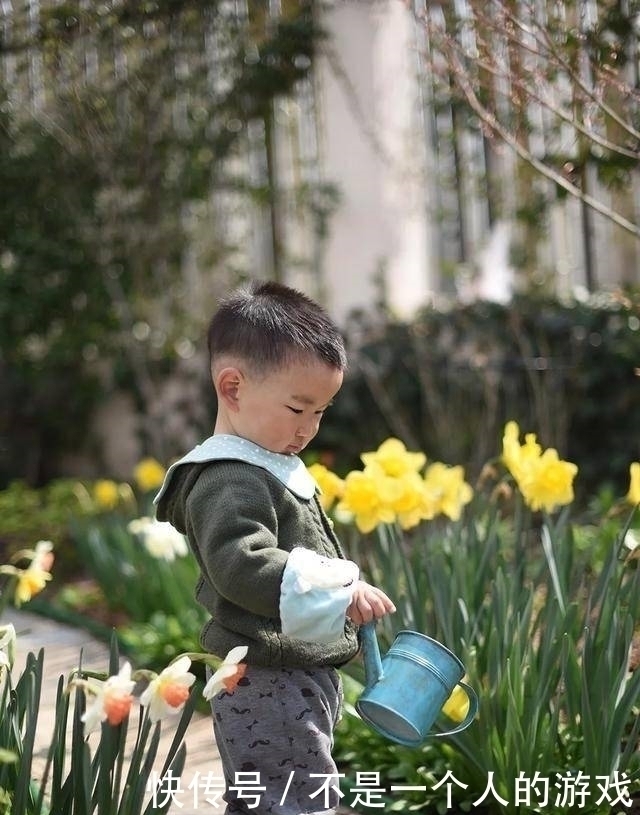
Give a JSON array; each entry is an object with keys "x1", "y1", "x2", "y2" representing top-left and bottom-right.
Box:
[{"x1": 0, "y1": 0, "x2": 638, "y2": 493}]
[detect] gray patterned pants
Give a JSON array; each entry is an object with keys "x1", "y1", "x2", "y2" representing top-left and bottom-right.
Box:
[{"x1": 210, "y1": 665, "x2": 343, "y2": 815}]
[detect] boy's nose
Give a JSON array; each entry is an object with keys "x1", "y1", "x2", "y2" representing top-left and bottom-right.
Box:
[{"x1": 297, "y1": 417, "x2": 320, "y2": 439}]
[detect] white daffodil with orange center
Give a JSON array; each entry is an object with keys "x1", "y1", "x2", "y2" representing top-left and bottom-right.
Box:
[
  {"x1": 202, "y1": 646, "x2": 248, "y2": 701},
  {"x1": 78, "y1": 662, "x2": 136, "y2": 733},
  {"x1": 140, "y1": 656, "x2": 196, "y2": 723}
]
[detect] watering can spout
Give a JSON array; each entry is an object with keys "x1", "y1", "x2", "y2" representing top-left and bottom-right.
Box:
[{"x1": 360, "y1": 621, "x2": 384, "y2": 690}]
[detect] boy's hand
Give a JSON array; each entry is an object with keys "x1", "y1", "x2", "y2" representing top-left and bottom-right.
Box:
[{"x1": 346, "y1": 581, "x2": 396, "y2": 625}]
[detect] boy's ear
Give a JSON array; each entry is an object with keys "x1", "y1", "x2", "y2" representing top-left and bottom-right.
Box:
[{"x1": 216, "y1": 366, "x2": 243, "y2": 411}]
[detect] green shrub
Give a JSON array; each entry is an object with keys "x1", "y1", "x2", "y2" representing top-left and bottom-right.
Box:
[
  {"x1": 0, "y1": 480, "x2": 93, "y2": 583},
  {"x1": 120, "y1": 610, "x2": 206, "y2": 678},
  {"x1": 320, "y1": 290, "x2": 640, "y2": 505}
]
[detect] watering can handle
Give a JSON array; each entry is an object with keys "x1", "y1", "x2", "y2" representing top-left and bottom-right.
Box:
[
  {"x1": 432, "y1": 682, "x2": 479, "y2": 738},
  {"x1": 360, "y1": 621, "x2": 384, "y2": 690}
]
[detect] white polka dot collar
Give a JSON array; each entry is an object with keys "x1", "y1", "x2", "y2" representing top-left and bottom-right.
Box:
[{"x1": 153, "y1": 434, "x2": 317, "y2": 503}]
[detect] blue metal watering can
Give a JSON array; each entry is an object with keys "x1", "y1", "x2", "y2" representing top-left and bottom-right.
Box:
[{"x1": 356, "y1": 622, "x2": 478, "y2": 747}]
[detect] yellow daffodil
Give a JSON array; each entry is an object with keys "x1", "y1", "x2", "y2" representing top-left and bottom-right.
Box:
[
  {"x1": 77, "y1": 662, "x2": 136, "y2": 733},
  {"x1": 139, "y1": 656, "x2": 196, "y2": 723},
  {"x1": 361, "y1": 438, "x2": 426, "y2": 478},
  {"x1": 518, "y1": 448, "x2": 578, "y2": 513},
  {"x1": 12, "y1": 541, "x2": 54, "y2": 606},
  {"x1": 501, "y1": 420, "x2": 522, "y2": 474},
  {"x1": 93, "y1": 479, "x2": 120, "y2": 510},
  {"x1": 307, "y1": 463, "x2": 345, "y2": 511},
  {"x1": 502, "y1": 421, "x2": 543, "y2": 486},
  {"x1": 441, "y1": 683, "x2": 471, "y2": 723},
  {"x1": 134, "y1": 457, "x2": 167, "y2": 492},
  {"x1": 627, "y1": 462, "x2": 640, "y2": 506},
  {"x1": 337, "y1": 464, "x2": 399, "y2": 533},
  {"x1": 202, "y1": 646, "x2": 249, "y2": 700},
  {"x1": 502, "y1": 422, "x2": 577, "y2": 513},
  {"x1": 14, "y1": 568, "x2": 50, "y2": 607},
  {"x1": 390, "y1": 471, "x2": 429, "y2": 530},
  {"x1": 423, "y1": 462, "x2": 473, "y2": 521}
]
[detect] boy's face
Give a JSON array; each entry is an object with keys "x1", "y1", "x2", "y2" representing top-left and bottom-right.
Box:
[{"x1": 227, "y1": 357, "x2": 343, "y2": 455}]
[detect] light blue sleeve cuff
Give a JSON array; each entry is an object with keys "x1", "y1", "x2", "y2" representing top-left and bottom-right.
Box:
[{"x1": 279, "y1": 548, "x2": 359, "y2": 644}]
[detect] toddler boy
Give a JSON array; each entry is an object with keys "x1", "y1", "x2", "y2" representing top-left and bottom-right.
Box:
[{"x1": 155, "y1": 280, "x2": 395, "y2": 814}]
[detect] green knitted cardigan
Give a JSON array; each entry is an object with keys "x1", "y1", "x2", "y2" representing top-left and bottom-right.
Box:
[{"x1": 156, "y1": 458, "x2": 359, "y2": 668}]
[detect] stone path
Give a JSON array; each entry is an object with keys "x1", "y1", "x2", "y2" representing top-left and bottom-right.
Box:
[{"x1": 6, "y1": 606, "x2": 223, "y2": 815}]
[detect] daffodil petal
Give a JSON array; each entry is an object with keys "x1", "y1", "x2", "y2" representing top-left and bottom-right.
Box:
[{"x1": 223, "y1": 645, "x2": 248, "y2": 665}]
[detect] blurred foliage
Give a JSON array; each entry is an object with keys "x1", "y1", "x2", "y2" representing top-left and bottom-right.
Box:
[
  {"x1": 67, "y1": 512, "x2": 203, "y2": 626},
  {"x1": 2, "y1": 288, "x2": 639, "y2": 536},
  {"x1": 0, "y1": 102, "x2": 107, "y2": 486},
  {"x1": 0, "y1": 0, "x2": 324, "y2": 487},
  {"x1": 6, "y1": 471, "x2": 209, "y2": 672},
  {"x1": 317, "y1": 289, "x2": 640, "y2": 507},
  {"x1": 119, "y1": 609, "x2": 206, "y2": 677},
  {"x1": 0, "y1": 479, "x2": 91, "y2": 582}
]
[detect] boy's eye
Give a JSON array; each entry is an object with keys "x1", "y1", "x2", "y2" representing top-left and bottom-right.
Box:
[{"x1": 287, "y1": 406, "x2": 303, "y2": 414}]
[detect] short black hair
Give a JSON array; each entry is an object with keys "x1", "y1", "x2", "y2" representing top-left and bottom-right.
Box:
[{"x1": 207, "y1": 280, "x2": 347, "y2": 374}]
